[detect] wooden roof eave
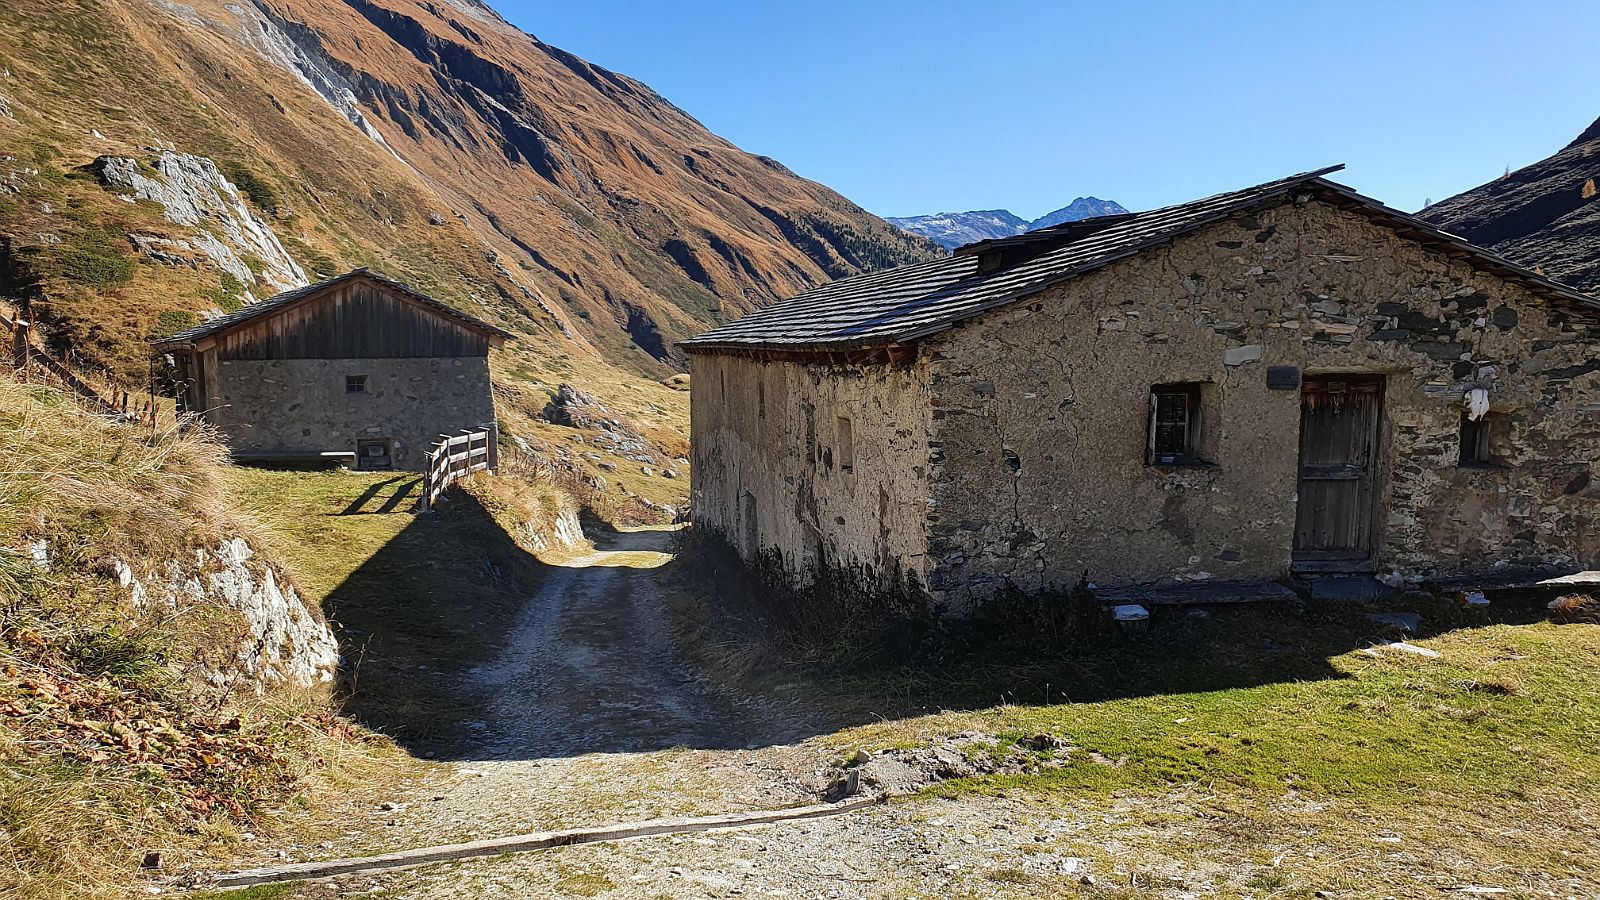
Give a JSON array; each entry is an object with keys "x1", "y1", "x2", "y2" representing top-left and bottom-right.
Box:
[
  {"x1": 677, "y1": 340, "x2": 921, "y2": 367},
  {"x1": 150, "y1": 270, "x2": 517, "y2": 350}
]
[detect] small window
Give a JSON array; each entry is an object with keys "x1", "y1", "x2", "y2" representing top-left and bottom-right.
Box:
[
  {"x1": 1148, "y1": 383, "x2": 1203, "y2": 465},
  {"x1": 346, "y1": 374, "x2": 368, "y2": 394},
  {"x1": 837, "y1": 416, "x2": 854, "y2": 474},
  {"x1": 757, "y1": 379, "x2": 766, "y2": 418},
  {"x1": 1459, "y1": 412, "x2": 1508, "y2": 468}
]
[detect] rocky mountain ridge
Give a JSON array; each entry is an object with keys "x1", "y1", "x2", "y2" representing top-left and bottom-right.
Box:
[
  {"x1": 0, "y1": 0, "x2": 937, "y2": 392},
  {"x1": 888, "y1": 196, "x2": 1129, "y2": 250},
  {"x1": 1420, "y1": 115, "x2": 1600, "y2": 293}
]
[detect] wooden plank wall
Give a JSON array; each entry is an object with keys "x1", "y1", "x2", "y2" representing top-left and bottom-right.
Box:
[{"x1": 215, "y1": 282, "x2": 490, "y2": 360}]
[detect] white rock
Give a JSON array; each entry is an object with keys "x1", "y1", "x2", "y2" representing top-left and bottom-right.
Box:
[
  {"x1": 1223, "y1": 345, "x2": 1262, "y2": 366},
  {"x1": 92, "y1": 152, "x2": 306, "y2": 291},
  {"x1": 204, "y1": 538, "x2": 340, "y2": 688}
]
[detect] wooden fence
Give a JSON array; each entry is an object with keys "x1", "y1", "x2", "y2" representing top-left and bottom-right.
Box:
[
  {"x1": 421, "y1": 424, "x2": 499, "y2": 511},
  {"x1": 5, "y1": 307, "x2": 149, "y2": 421}
]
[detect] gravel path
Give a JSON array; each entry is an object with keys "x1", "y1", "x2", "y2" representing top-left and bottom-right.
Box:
[
  {"x1": 227, "y1": 528, "x2": 1174, "y2": 898},
  {"x1": 274, "y1": 526, "x2": 940, "y2": 896}
]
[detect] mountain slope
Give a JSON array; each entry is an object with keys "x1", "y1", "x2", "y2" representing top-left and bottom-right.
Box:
[
  {"x1": 0, "y1": 0, "x2": 936, "y2": 384},
  {"x1": 1420, "y1": 116, "x2": 1600, "y2": 292},
  {"x1": 889, "y1": 197, "x2": 1129, "y2": 250}
]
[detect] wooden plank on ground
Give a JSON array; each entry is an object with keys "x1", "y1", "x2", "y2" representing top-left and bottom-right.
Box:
[{"x1": 207, "y1": 796, "x2": 885, "y2": 888}]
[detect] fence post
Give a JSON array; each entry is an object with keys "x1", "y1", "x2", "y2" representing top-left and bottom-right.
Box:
[
  {"x1": 11, "y1": 316, "x2": 28, "y2": 370},
  {"x1": 486, "y1": 421, "x2": 499, "y2": 473}
]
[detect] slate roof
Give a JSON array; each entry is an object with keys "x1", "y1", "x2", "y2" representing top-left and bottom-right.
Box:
[
  {"x1": 151, "y1": 268, "x2": 515, "y2": 351},
  {"x1": 682, "y1": 165, "x2": 1600, "y2": 352}
]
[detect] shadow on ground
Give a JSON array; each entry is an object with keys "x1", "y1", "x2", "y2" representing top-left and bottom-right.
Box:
[{"x1": 321, "y1": 488, "x2": 1562, "y2": 763}]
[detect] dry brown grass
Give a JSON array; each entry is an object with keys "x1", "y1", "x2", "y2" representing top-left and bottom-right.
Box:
[
  {"x1": 1549, "y1": 593, "x2": 1600, "y2": 624},
  {"x1": 0, "y1": 377, "x2": 388, "y2": 900},
  {"x1": 464, "y1": 452, "x2": 590, "y2": 557}
]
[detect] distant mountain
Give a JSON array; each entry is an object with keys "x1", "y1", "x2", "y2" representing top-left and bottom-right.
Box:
[
  {"x1": 1420, "y1": 116, "x2": 1600, "y2": 292},
  {"x1": 1030, "y1": 197, "x2": 1132, "y2": 230},
  {"x1": 888, "y1": 198, "x2": 1130, "y2": 250},
  {"x1": 884, "y1": 210, "x2": 1031, "y2": 251}
]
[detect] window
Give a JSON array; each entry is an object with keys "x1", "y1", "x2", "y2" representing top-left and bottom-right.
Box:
[
  {"x1": 345, "y1": 374, "x2": 368, "y2": 394},
  {"x1": 1459, "y1": 412, "x2": 1508, "y2": 467},
  {"x1": 837, "y1": 416, "x2": 854, "y2": 474},
  {"x1": 1148, "y1": 383, "x2": 1203, "y2": 465}
]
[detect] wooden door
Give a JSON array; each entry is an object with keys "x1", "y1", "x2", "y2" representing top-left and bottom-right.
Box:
[{"x1": 1293, "y1": 375, "x2": 1384, "y2": 570}]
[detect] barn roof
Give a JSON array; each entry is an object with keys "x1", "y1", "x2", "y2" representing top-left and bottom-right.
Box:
[
  {"x1": 151, "y1": 268, "x2": 515, "y2": 352},
  {"x1": 682, "y1": 165, "x2": 1600, "y2": 353}
]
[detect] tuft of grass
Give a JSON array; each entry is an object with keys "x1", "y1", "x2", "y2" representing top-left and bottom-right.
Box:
[
  {"x1": 221, "y1": 162, "x2": 279, "y2": 214},
  {"x1": 188, "y1": 885, "x2": 294, "y2": 900},
  {"x1": 1549, "y1": 592, "x2": 1599, "y2": 624},
  {"x1": 60, "y1": 624, "x2": 165, "y2": 679},
  {"x1": 555, "y1": 870, "x2": 616, "y2": 897},
  {"x1": 41, "y1": 226, "x2": 136, "y2": 290}
]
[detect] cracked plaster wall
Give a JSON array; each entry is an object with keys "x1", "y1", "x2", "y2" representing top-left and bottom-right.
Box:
[
  {"x1": 689, "y1": 353, "x2": 932, "y2": 592},
  {"x1": 925, "y1": 198, "x2": 1600, "y2": 607}
]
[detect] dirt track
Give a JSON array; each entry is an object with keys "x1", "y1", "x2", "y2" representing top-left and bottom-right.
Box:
[{"x1": 228, "y1": 527, "x2": 1128, "y2": 898}]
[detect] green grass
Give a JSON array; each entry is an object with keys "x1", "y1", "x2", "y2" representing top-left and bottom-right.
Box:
[
  {"x1": 228, "y1": 468, "x2": 419, "y2": 601},
  {"x1": 667, "y1": 548, "x2": 1600, "y2": 894},
  {"x1": 890, "y1": 620, "x2": 1600, "y2": 802},
  {"x1": 227, "y1": 468, "x2": 562, "y2": 747},
  {"x1": 189, "y1": 885, "x2": 294, "y2": 900}
]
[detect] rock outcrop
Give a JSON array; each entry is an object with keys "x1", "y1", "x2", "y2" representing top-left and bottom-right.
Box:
[
  {"x1": 90, "y1": 152, "x2": 307, "y2": 294},
  {"x1": 111, "y1": 536, "x2": 339, "y2": 691}
]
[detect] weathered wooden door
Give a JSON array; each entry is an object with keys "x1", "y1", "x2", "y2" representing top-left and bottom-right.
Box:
[{"x1": 1293, "y1": 375, "x2": 1384, "y2": 570}]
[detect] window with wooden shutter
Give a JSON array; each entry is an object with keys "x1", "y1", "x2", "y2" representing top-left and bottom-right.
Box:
[{"x1": 1148, "y1": 384, "x2": 1203, "y2": 465}]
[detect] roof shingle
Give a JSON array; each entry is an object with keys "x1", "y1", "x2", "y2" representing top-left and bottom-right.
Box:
[{"x1": 683, "y1": 166, "x2": 1600, "y2": 352}]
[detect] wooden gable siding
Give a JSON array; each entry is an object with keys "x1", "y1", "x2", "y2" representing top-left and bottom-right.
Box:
[{"x1": 214, "y1": 281, "x2": 490, "y2": 361}]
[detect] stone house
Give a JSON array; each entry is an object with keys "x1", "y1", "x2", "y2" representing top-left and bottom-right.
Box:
[
  {"x1": 682, "y1": 167, "x2": 1600, "y2": 611},
  {"x1": 154, "y1": 268, "x2": 511, "y2": 470}
]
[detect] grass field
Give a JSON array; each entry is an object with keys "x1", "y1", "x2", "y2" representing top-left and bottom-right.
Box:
[{"x1": 667, "y1": 545, "x2": 1600, "y2": 897}]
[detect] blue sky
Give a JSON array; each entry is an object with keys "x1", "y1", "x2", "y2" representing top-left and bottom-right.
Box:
[{"x1": 499, "y1": 0, "x2": 1600, "y2": 219}]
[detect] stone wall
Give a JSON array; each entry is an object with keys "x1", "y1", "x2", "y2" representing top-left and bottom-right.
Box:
[
  {"x1": 924, "y1": 198, "x2": 1600, "y2": 606},
  {"x1": 689, "y1": 352, "x2": 933, "y2": 592},
  {"x1": 207, "y1": 356, "x2": 495, "y2": 469}
]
